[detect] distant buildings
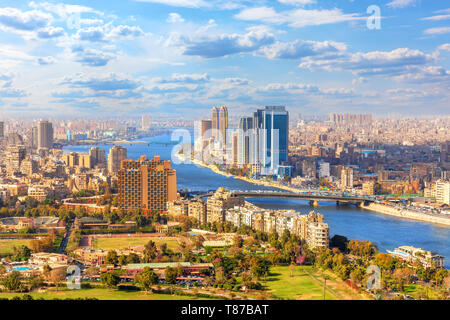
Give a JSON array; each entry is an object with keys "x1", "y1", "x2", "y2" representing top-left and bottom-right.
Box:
[
  {"x1": 107, "y1": 145, "x2": 127, "y2": 174},
  {"x1": 329, "y1": 113, "x2": 372, "y2": 126},
  {"x1": 0, "y1": 121, "x2": 4, "y2": 138},
  {"x1": 118, "y1": 155, "x2": 177, "y2": 213}
]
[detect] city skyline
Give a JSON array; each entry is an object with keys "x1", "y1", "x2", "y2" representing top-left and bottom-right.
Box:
[{"x1": 0, "y1": 1, "x2": 449, "y2": 118}]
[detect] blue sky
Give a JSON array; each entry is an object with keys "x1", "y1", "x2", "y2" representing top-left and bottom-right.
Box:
[{"x1": 0, "y1": 0, "x2": 449, "y2": 118}]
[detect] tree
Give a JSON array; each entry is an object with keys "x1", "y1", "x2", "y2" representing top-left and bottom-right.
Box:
[
  {"x1": 135, "y1": 267, "x2": 159, "y2": 293},
  {"x1": 349, "y1": 267, "x2": 365, "y2": 286},
  {"x1": 11, "y1": 245, "x2": 31, "y2": 261},
  {"x1": 105, "y1": 250, "x2": 119, "y2": 265},
  {"x1": 48, "y1": 268, "x2": 67, "y2": 291},
  {"x1": 165, "y1": 266, "x2": 178, "y2": 294},
  {"x1": 126, "y1": 253, "x2": 141, "y2": 264},
  {"x1": 143, "y1": 240, "x2": 158, "y2": 262},
  {"x1": 233, "y1": 235, "x2": 244, "y2": 248},
  {"x1": 393, "y1": 268, "x2": 414, "y2": 291},
  {"x1": 1, "y1": 271, "x2": 23, "y2": 292},
  {"x1": 100, "y1": 272, "x2": 120, "y2": 289}
]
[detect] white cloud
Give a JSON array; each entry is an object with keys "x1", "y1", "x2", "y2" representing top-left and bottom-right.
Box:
[
  {"x1": 0, "y1": 7, "x2": 51, "y2": 31},
  {"x1": 234, "y1": 6, "x2": 362, "y2": 28},
  {"x1": 421, "y1": 14, "x2": 450, "y2": 21},
  {"x1": 258, "y1": 39, "x2": 347, "y2": 60},
  {"x1": 37, "y1": 56, "x2": 56, "y2": 65},
  {"x1": 134, "y1": 0, "x2": 209, "y2": 8},
  {"x1": 386, "y1": 0, "x2": 416, "y2": 9},
  {"x1": 278, "y1": 0, "x2": 316, "y2": 6},
  {"x1": 423, "y1": 27, "x2": 450, "y2": 35},
  {"x1": 29, "y1": 1, "x2": 101, "y2": 18},
  {"x1": 298, "y1": 48, "x2": 436, "y2": 77},
  {"x1": 176, "y1": 26, "x2": 276, "y2": 58},
  {"x1": 167, "y1": 13, "x2": 185, "y2": 23}
]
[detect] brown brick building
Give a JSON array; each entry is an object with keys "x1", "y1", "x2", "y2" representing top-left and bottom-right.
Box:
[{"x1": 118, "y1": 155, "x2": 177, "y2": 214}]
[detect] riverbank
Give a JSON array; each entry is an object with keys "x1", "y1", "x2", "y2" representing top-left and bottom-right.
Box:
[
  {"x1": 185, "y1": 155, "x2": 308, "y2": 193},
  {"x1": 179, "y1": 153, "x2": 450, "y2": 228},
  {"x1": 361, "y1": 203, "x2": 450, "y2": 227}
]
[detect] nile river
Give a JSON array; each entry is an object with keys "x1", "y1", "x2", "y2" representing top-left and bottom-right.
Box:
[{"x1": 64, "y1": 133, "x2": 450, "y2": 268}]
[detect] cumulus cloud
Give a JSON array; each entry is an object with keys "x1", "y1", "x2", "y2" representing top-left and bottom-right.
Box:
[
  {"x1": 75, "y1": 25, "x2": 145, "y2": 42},
  {"x1": 36, "y1": 26, "x2": 65, "y2": 39},
  {"x1": 298, "y1": 48, "x2": 436, "y2": 76},
  {"x1": 37, "y1": 56, "x2": 56, "y2": 65},
  {"x1": 71, "y1": 47, "x2": 116, "y2": 67},
  {"x1": 258, "y1": 39, "x2": 347, "y2": 60},
  {"x1": 156, "y1": 73, "x2": 210, "y2": 84},
  {"x1": 179, "y1": 26, "x2": 275, "y2": 58},
  {"x1": 0, "y1": 7, "x2": 51, "y2": 31},
  {"x1": 167, "y1": 13, "x2": 185, "y2": 23},
  {"x1": 62, "y1": 73, "x2": 140, "y2": 91}
]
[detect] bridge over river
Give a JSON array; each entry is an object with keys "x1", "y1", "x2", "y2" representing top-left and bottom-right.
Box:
[{"x1": 182, "y1": 189, "x2": 377, "y2": 207}]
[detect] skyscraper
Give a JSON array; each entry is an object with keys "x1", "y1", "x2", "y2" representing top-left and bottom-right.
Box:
[
  {"x1": 194, "y1": 119, "x2": 212, "y2": 160},
  {"x1": 0, "y1": 121, "x2": 4, "y2": 138},
  {"x1": 38, "y1": 120, "x2": 53, "y2": 150},
  {"x1": 107, "y1": 146, "x2": 127, "y2": 174},
  {"x1": 211, "y1": 106, "x2": 228, "y2": 146},
  {"x1": 142, "y1": 115, "x2": 150, "y2": 130},
  {"x1": 118, "y1": 155, "x2": 177, "y2": 213},
  {"x1": 251, "y1": 106, "x2": 289, "y2": 175},
  {"x1": 237, "y1": 117, "x2": 253, "y2": 166},
  {"x1": 31, "y1": 126, "x2": 38, "y2": 148}
]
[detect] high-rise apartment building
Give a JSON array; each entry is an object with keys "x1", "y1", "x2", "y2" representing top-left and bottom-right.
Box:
[
  {"x1": 118, "y1": 155, "x2": 177, "y2": 213},
  {"x1": 89, "y1": 147, "x2": 106, "y2": 167},
  {"x1": 211, "y1": 106, "x2": 228, "y2": 146},
  {"x1": 107, "y1": 146, "x2": 127, "y2": 174},
  {"x1": 440, "y1": 141, "x2": 450, "y2": 165},
  {"x1": 436, "y1": 180, "x2": 450, "y2": 205},
  {"x1": 340, "y1": 166, "x2": 354, "y2": 189},
  {"x1": 194, "y1": 119, "x2": 212, "y2": 160},
  {"x1": 237, "y1": 117, "x2": 253, "y2": 166},
  {"x1": 38, "y1": 120, "x2": 53, "y2": 150},
  {"x1": 142, "y1": 115, "x2": 150, "y2": 130},
  {"x1": 6, "y1": 145, "x2": 26, "y2": 174},
  {"x1": 31, "y1": 126, "x2": 39, "y2": 148}
]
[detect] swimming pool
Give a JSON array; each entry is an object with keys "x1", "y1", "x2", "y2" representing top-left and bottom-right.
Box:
[{"x1": 12, "y1": 266, "x2": 34, "y2": 271}]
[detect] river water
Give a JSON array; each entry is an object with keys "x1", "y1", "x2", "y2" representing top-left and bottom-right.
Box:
[{"x1": 64, "y1": 133, "x2": 450, "y2": 268}]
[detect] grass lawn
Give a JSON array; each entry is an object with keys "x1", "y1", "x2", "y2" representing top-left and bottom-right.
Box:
[
  {"x1": 0, "y1": 287, "x2": 208, "y2": 300},
  {"x1": 93, "y1": 236, "x2": 181, "y2": 252},
  {"x1": 0, "y1": 239, "x2": 31, "y2": 255},
  {"x1": 264, "y1": 265, "x2": 369, "y2": 300},
  {"x1": 265, "y1": 266, "x2": 337, "y2": 300}
]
